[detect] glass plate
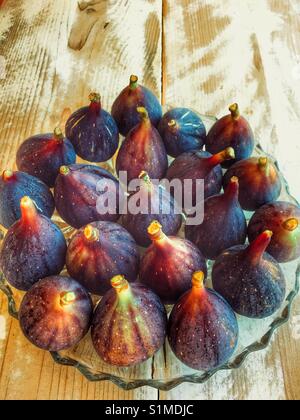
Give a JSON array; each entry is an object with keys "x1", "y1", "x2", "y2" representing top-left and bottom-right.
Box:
[{"x1": 0, "y1": 115, "x2": 299, "y2": 391}]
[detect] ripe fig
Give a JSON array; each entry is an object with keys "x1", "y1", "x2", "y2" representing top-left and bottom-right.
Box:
[
  {"x1": 166, "y1": 147, "x2": 235, "y2": 205},
  {"x1": 158, "y1": 108, "x2": 206, "y2": 158},
  {"x1": 66, "y1": 222, "x2": 140, "y2": 295},
  {"x1": 0, "y1": 170, "x2": 54, "y2": 229},
  {"x1": 139, "y1": 221, "x2": 207, "y2": 304},
  {"x1": 19, "y1": 276, "x2": 93, "y2": 351},
  {"x1": 212, "y1": 231, "x2": 286, "y2": 319},
  {"x1": 168, "y1": 272, "x2": 239, "y2": 371},
  {"x1": 116, "y1": 107, "x2": 168, "y2": 183},
  {"x1": 65, "y1": 93, "x2": 119, "y2": 162},
  {"x1": 248, "y1": 201, "x2": 300, "y2": 263},
  {"x1": 54, "y1": 164, "x2": 121, "y2": 228},
  {"x1": 91, "y1": 275, "x2": 167, "y2": 367},
  {"x1": 223, "y1": 157, "x2": 282, "y2": 211},
  {"x1": 120, "y1": 172, "x2": 182, "y2": 247},
  {"x1": 111, "y1": 75, "x2": 162, "y2": 137},
  {"x1": 206, "y1": 104, "x2": 255, "y2": 166},
  {"x1": 186, "y1": 177, "x2": 247, "y2": 260},
  {"x1": 0, "y1": 197, "x2": 67, "y2": 291},
  {"x1": 16, "y1": 128, "x2": 76, "y2": 187}
]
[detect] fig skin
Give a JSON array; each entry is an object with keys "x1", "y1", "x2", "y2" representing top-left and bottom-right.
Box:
[
  {"x1": 212, "y1": 231, "x2": 286, "y2": 319},
  {"x1": 158, "y1": 108, "x2": 206, "y2": 158},
  {"x1": 248, "y1": 201, "x2": 300, "y2": 263},
  {"x1": 168, "y1": 272, "x2": 239, "y2": 371},
  {"x1": 120, "y1": 172, "x2": 182, "y2": 247},
  {"x1": 91, "y1": 276, "x2": 167, "y2": 367},
  {"x1": 66, "y1": 222, "x2": 140, "y2": 295},
  {"x1": 54, "y1": 164, "x2": 122, "y2": 229},
  {"x1": 0, "y1": 170, "x2": 54, "y2": 229},
  {"x1": 166, "y1": 147, "x2": 235, "y2": 205},
  {"x1": 139, "y1": 221, "x2": 207, "y2": 304},
  {"x1": 186, "y1": 177, "x2": 247, "y2": 260},
  {"x1": 16, "y1": 128, "x2": 76, "y2": 187},
  {"x1": 223, "y1": 157, "x2": 282, "y2": 211},
  {"x1": 65, "y1": 93, "x2": 119, "y2": 163},
  {"x1": 0, "y1": 197, "x2": 67, "y2": 291},
  {"x1": 206, "y1": 104, "x2": 254, "y2": 167},
  {"x1": 111, "y1": 75, "x2": 163, "y2": 137},
  {"x1": 116, "y1": 107, "x2": 168, "y2": 183},
  {"x1": 19, "y1": 276, "x2": 93, "y2": 352}
]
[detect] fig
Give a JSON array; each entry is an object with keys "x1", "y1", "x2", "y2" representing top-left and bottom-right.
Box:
[
  {"x1": 248, "y1": 201, "x2": 300, "y2": 263},
  {"x1": 206, "y1": 104, "x2": 255, "y2": 166},
  {"x1": 65, "y1": 93, "x2": 119, "y2": 162},
  {"x1": 116, "y1": 107, "x2": 168, "y2": 183},
  {"x1": 66, "y1": 222, "x2": 140, "y2": 295},
  {"x1": 158, "y1": 108, "x2": 206, "y2": 158},
  {"x1": 120, "y1": 172, "x2": 182, "y2": 247},
  {"x1": 16, "y1": 128, "x2": 76, "y2": 187},
  {"x1": 139, "y1": 221, "x2": 207, "y2": 304},
  {"x1": 223, "y1": 157, "x2": 282, "y2": 211},
  {"x1": 91, "y1": 275, "x2": 167, "y2": 367},
  {"x1": 212, "y1": 231, "x2": 286, "y2": 319},
  {"x1": 19, "y1": 276, "x2": 93, "y2": 351},
  {"x1": 168, "y1": 272, "x2": 239, "y2": 371},
  {"x1": 186, "y1": 177, "x2": 247, "y2": 260},
  {"x1": 111, "y1": 75, "x2": 162, "y2": 137},
  {"x1": 54, "y1": 164, "x2": 121, "y2": 229},
  {"x1": 0, "y1": 197, "x2": 67, "y2": 291},
  {"x1": 0, "y1": 170, "x2": 54, "y2": 229},
  {"x1": 166, "y1": 147, "x2": 235, "y2": 205}
]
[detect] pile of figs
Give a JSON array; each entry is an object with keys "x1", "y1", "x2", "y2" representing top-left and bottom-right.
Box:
[{"x1": 0, "y1": 76, "x2": 299, "y2": 372}]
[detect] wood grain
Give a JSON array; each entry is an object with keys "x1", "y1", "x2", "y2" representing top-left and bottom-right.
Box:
[{"x1": 0, "y1": 0, "x2": 162, "y2": 400}]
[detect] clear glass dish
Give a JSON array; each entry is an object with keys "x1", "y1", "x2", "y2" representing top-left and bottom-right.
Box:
[{"x1": 0, "y1": 115, "x2": 299, "y2": 391}]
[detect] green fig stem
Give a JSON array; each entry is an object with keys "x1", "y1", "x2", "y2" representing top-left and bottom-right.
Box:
[
  {"x1": 89, "y1": 92, "x2": 101, "y2": 115},
  {"x1": 2, "y1": 170, "x2": 14, "y2": 182},
  {"x1": 60, "y1": 165, "x2": 70, "y2": 176},
  {"x1": 60, "y1": 291, "x2": 76, "y2": 307},
  {"x1": 53, "y1": 127, "x2": 64, "y2": 142},
  {"x1": 84, "y1": 225, "x2": 99, "y2": 242},
  {"x1": 246, "y1": 231, "x2": 273, "y2": 264},
  {"x1": 148, "y1": 221, "x2": 167, "y2": 242},
  {"x1": 207, "y1": 147, "x2": 235, "y2": 168},
  {"x1": 282, "y1": 218, "x2": 299, "y2": 232},
  {"x1": 229, "y1": 103, "x2": 240, "y2": 119},
  {"x1": 192, "y1": 272, "x2": 205, "y2": 290},
  {"x1": 111, "y1": 275, "x2": 130, "y2": 294},
  {"x1": 20, "y1": 196, "x2": 38, "y2": 223},
  {"x1": 258, "y1": 157, "x2": 269, "y2": 168},
  {"x1": 129, "y1": 75, "x2": 139, "y2": 90}
]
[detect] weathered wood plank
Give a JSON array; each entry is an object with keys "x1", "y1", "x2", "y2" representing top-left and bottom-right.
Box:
[
  {"x1": 161, "y1": 0, "x2": 300, "y2": 400},
  {"x1": 0, "y1": 0, "x2": 162, "y2": 400}
]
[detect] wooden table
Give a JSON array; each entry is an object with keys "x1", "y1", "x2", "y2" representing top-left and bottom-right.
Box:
[{"x1": 0, "y1": 0, "x2": 300, "y2": 400}]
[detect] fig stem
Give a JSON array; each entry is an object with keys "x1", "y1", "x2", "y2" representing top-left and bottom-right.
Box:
[
  {"x1": 225, "y1": 176, "x2": 239, "y2": 200},
  {"x1": 137, "y1": 107, "x2": 150, "y2": 124},
  {"x1": 20, "y1": 196, "x2": 38, "y2": 223},
  {"x1": 84, "y1": 225, "x2": 99, "y2": 242},
  {"x1": 60, "y1": 291, "x2": 76, "y2": 307},
  {"x1": 192, "y1": 272, "x2": 205, "y2": 289},
  {"x1": 207, "y1": 147, "x2": 235, "y2": 168},
  {"x1": 229, "y1": 103, "x2": 240, "y2": 119},
  {"x1": 139, "y1": 171, "x2": 152, "y2": 184},
  {"x1": 2, "y1": 170, "x2": 14, "y2": 181},
  {"x1": 111, "y1": 275, "x2": 129, "y2": 293},
  {"x1": 89, "y1": 92, "x2": 101, "y2": 115},
  {"x1": 60, "y1": 166, "x2": 70, "y2": 176},
  {"x1": 258, "y1": 157, "x2": 269, "y2": 168},
  {"x1": 247, "y1": 230, "x2": 273, "y2": 264},
  {"x1": 130, "y1": 75, "x2": 139, "y2": 90},
  {"x1": 168, "y1": 119, "x2": 178, "y2": 130},
  {"x1": 148, "y1": 221, "x2": 166, "y2": 242},
  {"x1": 283, "y1": 218, "x2": 299, "y2": 232},
  {"x1": 54, "y1": 127, "x2": 64, "y2": 141}
]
